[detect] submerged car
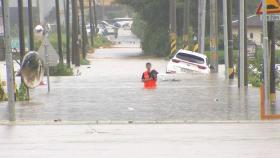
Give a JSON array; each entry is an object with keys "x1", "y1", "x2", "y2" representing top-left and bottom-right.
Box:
[{"x1": 166, "y1": 50, "x2": 210, "y2": 74}]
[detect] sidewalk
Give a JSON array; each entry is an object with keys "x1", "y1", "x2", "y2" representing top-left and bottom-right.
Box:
[{"x1": 0, "y1": 123, "x2": 280, "y2": 158}]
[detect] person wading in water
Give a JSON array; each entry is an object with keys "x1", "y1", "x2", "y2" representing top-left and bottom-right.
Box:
[{"x1": 141, "y1": 62, "x2": 158, "y2": 89}]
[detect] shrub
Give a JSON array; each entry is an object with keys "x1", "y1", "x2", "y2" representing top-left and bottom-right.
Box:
[
  {"x1": 49, "y1": 64, "x2": 73, "y2": 76},
  {"x1": 94, "y1": 36, "x2": 112, "y2": 48},
  {"x1": 80, "y1": 58, "x2": 90, "y2": 65},
  {"x1": 17, "y1": 83, "x2": 29, "y2": 101}
]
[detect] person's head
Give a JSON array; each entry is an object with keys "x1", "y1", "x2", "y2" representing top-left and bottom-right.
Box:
[{"x1": 146, "y1": 62, "x2": 152, "y2": 71}]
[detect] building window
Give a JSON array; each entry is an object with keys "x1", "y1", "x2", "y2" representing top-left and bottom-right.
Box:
[{"x1": 250, "y1": 33, "x2": 254, "y2": 39}]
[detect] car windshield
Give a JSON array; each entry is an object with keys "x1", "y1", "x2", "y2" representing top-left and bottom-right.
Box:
[{"x1": 176, "y1": 52, "x2": 205, "y2": 64}]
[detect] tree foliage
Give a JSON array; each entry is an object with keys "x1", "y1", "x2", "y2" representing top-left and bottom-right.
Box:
[
  {"x1": 116, "y1": 0, "x2": 263, "y2": 56},
  {"x1": 116, "y1": 0, "x2": 170, "y2": 56}
]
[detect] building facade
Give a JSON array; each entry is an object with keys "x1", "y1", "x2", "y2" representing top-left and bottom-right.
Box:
[{"x1": 232, "y1": 15, "x2": 263, "y2": 46}]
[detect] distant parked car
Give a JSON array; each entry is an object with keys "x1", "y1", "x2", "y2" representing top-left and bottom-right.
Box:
[
  {"x1": 113, "y1": 18, "x2": 133, "y2": 29},
  {"x1": 275, "y1": 64, "x2": 280, "y2": 71},
  {"x1": 100, "y1": 21, "x2": 116, "y2": 34},
  {"x1": 275, "y1": 64, "x2": 280, "y2": 77},
  {"x1": 86, "y1": 24, "x2": 92, "y2": 36},
  {"x1": 86, "y1": 23, "x2": 109, "y2": 36},
  {"x1": 166, "y1": 49, "x2": 210, "y2": 74}
]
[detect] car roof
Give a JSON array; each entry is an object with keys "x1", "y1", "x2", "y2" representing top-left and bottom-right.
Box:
[
  {"x1": 114, "y1": 18, "x2": 132, "y2": 20},
  {"x1": 176, "y1": 49, "x2": 207, "y2": 59},
  {"x1": 101, "y1": 21, "x2": 110, "y2": 24}
]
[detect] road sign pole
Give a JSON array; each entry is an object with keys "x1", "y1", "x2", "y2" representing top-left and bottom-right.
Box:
[
  {"x1": 3, "y1": 0, "x2": 16, "y2": 121},
  {"x1": 223, "y1": 0, "x2": 229, "y2": 79},
  {"x1": 262, "y1": 0, "x2": 271, "y2": 113}
]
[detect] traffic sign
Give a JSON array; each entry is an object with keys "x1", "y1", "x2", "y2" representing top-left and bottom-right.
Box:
[
  {"x1": 256, "y1": 0, "x2": 280, "y2": 15},
  {"x1": 260, "y1": 14, "x2": 280, "y2": 21}
]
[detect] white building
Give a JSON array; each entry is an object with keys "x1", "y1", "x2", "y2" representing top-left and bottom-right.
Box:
[{"x1": 232, "y1": 15, "x2": 263, "y2": 46}]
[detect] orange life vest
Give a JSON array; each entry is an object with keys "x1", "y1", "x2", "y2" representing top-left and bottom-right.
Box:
[{"x1": 143, "y1": 71, "x2": 157, "y2": 89}]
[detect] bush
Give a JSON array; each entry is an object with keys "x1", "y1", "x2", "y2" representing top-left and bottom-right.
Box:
[
  {"x1": 141, "y1": 26, "x2": 170, "y2": 56},
  {"x1": 0, "y1": 83, "x2": 6, "y2": 101},
  {"x1": 34, "y1": 36, "x2": 43, "y2": 51},
  {"x1": 17, "y1": 83, "x2": 29, "y2": 101},
  {"x1": 49, "y1": 64, "x2": 73, "y2": 76},
  {"x1": 80, "y1": 58, "x2": 90, "y2": 65},
  {"x1": 49, "y1": 32, "x2": 67, "y2": 54},
  {"x1": 94, "y1": 36, "x2": 112, "y2": 48}
]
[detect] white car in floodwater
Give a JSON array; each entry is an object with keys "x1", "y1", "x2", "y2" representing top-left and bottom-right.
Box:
[{"x1": 166, "y1": 49, "x2": 210, "y2": 74}]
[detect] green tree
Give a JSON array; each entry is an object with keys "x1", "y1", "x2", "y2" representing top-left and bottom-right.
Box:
[
  {"x1": 116, "y1": 0, "x2": 261, "y2": 56},
  {"x1": 116, "y1": 0, "x2": 170, "y2": 56}
]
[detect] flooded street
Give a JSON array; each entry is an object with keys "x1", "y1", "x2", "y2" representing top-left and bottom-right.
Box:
[
  {"x1": 2, "y1": 2, "x2": 280, "y2": 157},
  {"x1": 1, "y1": 123, "x2": 280, "y2": 158},
  {"x1": 0, "y1": 29, "x2": 277, "y2": 122}
]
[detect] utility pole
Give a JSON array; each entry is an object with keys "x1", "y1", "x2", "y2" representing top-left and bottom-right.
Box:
[
  {"x1": 210, "y1": 0, "x2": 218, "y2": 73},
  {"x1": 198, "y1": 0, "x2": 206, "y2": 54},
  {"x1": 238, "y1": 0, "x2": 248, "y2": 87},
  {"x1": 28, "y1": 0, "x2": 34, "y2": 51},
  {"x1": 3, "y1": 0, "x2": 16, "y2": 121},
  {"x1": 262, "y1": 0, "x2": 271, "y2": 113},
  {"x1": 93, "y1": 0, "x2": 98, "y2": 34},
  {"x1": 72, "y1": 0, "x2": 80, "y2": 66},
  {"x1": 65, "y1": 0, "x2": 71, "y2": 67},
  {"x1": 55, "y1": 0, "x2": 63, "y2": 64},
  {"x1": 183, "y1": 0, "x2": 190, "y2": 50},
  {"x1": 268, "y1": 22, "x2": 276, "y2": 103},
  {"x1": 169, "y1": 0, "x2": 177, "y2": 57},
  {"x1": 79, "y1": 0, "x2": 87, "y2": 59},
  {"x1": 223, "y1": 0, "x2": 229, "y2": 79},
  {"x1": 18, "y1": 0, "x2": 30, "y2": 100},
  {"x1": 18, "y1": 0, "x2": 25, "y2": 63},
  {"x1": 227, "y1": 0, "x2": 234, "y2": 79},
  {"x1": 89, "y1": 0, "x2": 95, "y2": 47}
]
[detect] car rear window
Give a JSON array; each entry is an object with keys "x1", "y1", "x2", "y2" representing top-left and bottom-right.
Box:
[{"x1": 176, "y1": 53, "x2": 205, "y2": 64}]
